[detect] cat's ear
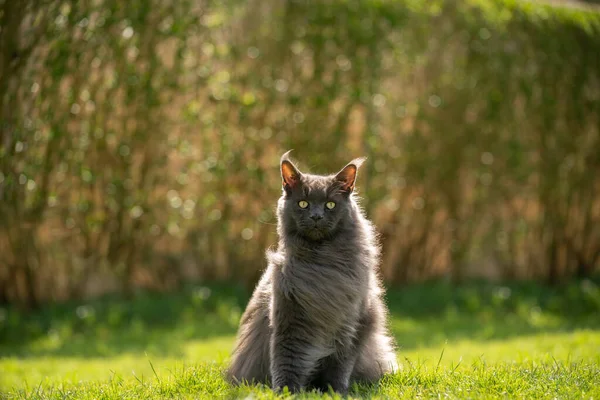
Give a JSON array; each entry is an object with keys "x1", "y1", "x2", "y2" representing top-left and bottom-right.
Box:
[
  {"x1": 280, "y1": 150, "x2": 302, "y2": 194},
  {"x1": 334, "y1": 157, "x2": 366, "y2": 194}
]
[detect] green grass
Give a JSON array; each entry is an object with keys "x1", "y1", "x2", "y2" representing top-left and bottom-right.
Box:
[{"x1": 1, "y1": 280, "x2": 600, "y2": 399}]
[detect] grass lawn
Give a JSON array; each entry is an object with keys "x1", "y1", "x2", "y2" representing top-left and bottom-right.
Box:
[{"x1": 1, "y1": 280, "x2": 599, "y2": 399}]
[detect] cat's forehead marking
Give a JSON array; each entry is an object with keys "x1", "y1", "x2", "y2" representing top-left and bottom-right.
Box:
[
  {"x1": 302, "y1": 185, "x2": 310, "y2": 197},
  {"x1": 302, "y1": 174, "x2": 332, "y2": 197}
]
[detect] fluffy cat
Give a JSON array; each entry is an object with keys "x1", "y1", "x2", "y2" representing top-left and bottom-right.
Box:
[{"x1": 227, "y1": 151, "x2": 397, "y2": 394}]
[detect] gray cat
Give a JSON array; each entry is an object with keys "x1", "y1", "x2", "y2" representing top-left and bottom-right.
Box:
[{"x1": 227, "y1": 151, "x2": 398, "y2": 394}]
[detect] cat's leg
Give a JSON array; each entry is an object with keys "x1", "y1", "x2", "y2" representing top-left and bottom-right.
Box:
[
  {"x1": 309, "y1": 351, "x2": 357, "y2": 395},
  {"x1": 310, "y1": 311, "x2": 375, "y2": 394},
  {"x1": 270, "y1": 300, "x2": 324, "y2": 392}
]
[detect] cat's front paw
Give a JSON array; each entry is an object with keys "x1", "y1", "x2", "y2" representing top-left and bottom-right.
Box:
[
  {"x1": 273, "y1": 384, "x2": 303, "y2": 394},
  {"x1": 272, "y1": 378, "x2": 303, "y2": 394},
  {"x1": 325, "y1": 381, "x2": 349, "y2": 396}
]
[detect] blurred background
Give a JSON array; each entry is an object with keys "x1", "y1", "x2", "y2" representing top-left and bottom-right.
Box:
[{"x1": 1, "y1": 0, "x2": 600, "y2": 311}]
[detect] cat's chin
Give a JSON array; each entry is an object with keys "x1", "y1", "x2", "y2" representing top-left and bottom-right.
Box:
[{"x1": 302, "y1": 228, "x2": 328, "y2": 242}]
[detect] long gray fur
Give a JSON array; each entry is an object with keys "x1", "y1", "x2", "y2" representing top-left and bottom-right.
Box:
[{"x1": 227, "y1": 152, "x2": 398, "y2": 394}]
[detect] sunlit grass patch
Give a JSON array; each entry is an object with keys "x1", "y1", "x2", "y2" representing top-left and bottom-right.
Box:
[
  {"x1": 5, "y1": 355, "x2": 600, "y2": 399},
  {"x1": 1, "y1": 280, "x2": 599, "y2": 398}
]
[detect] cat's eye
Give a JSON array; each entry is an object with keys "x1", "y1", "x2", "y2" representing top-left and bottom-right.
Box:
[
  {"x1": 298, "y1": 200, "x2": 309, "y2": 209},
  {"x1": 326, "y1": 201, "x2": 336, "y2": 210}
]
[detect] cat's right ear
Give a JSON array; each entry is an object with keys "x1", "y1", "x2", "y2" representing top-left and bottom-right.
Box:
[
  {"x1": 280, "y1": 150, "x2": 302, "y2": 194},
  {"x1": 334, "y1": 157, "x2": 365, "y2": 195}
]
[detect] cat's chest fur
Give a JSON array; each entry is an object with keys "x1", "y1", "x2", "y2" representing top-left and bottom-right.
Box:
[{"x1": 274, "y1": 243, "x2": 370, "y2": 337}]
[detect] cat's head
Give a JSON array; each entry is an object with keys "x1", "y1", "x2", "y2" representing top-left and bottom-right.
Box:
[{"x1": 277, "y1": 151, "x2": 365, "y2": 241}]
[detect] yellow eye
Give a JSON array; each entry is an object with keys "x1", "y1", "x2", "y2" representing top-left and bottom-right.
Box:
[
  {"x1": 326, "y1": 201, "x2": 336, "y2": 210},
  {"x1": 298, "y1": 200, "x2": 309, "y2": 209}
]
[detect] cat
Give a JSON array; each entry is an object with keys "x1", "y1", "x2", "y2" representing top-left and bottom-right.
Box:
[{"x1": 226, "y1": 151, "x2": 398, "y2": 394}]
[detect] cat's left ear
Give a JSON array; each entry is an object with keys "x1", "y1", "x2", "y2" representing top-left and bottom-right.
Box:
[{"x1": 334, "y1": 157, "x2": 366, "y2": 194}]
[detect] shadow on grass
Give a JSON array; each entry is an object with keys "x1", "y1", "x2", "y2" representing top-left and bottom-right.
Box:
[
  {"x1": 1, "y1": 278, "x2": 599, "y2": 359},
  {"x1": 0, "y1": 284, "x2": 248, "y2": 358},
  {"x1": 386, "y1": 279, "x2": 600, "y2": 350}
]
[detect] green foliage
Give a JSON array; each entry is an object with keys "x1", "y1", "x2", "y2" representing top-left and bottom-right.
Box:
[
  {"x1": 1, "y1": 0, "x2": 600, "y2": 306},
  {"x1": 1, "y1": 280, "x2": 599, "y2": 397}
]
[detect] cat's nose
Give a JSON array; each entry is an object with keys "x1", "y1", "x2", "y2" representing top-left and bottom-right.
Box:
[{"x1": 310, "y1": 214, "x2": 323, "y2": 221}]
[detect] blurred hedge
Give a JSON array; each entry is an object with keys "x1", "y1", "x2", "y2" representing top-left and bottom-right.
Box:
[{"x1": 1, "y1": 0, "x2": 599, "y2": 307}]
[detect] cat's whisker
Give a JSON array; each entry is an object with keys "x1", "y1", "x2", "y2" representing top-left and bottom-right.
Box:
[{"x1": 257, "y1": 218, "x2": 277, "y2": 226}]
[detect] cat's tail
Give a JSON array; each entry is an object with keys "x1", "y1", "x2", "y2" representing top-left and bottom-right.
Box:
[
  {"x1": 226, "y1": 312, "x2": 272, "y2": 386},
  {"x1": 226, "y1": 273, "x2": 273, "y2": 386},
  {"x1": 351, "y1": 331, "x2": 399, "y2": 383}
]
